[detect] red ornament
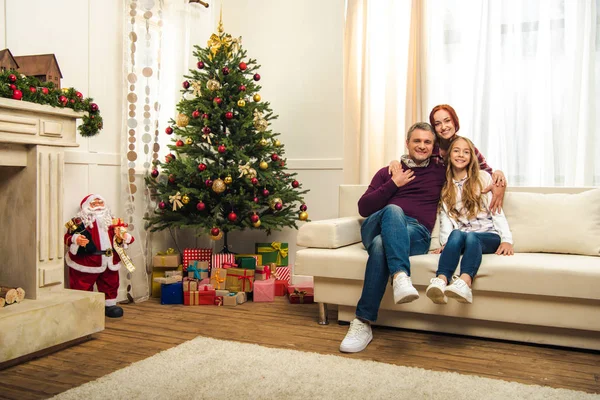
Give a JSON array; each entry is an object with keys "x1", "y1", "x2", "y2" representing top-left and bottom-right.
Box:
[
  {"x1": 222, "y1": 67, "x2": 230, "y2": 75},
  {"x1": 274, "y1": 203, "x2": 283, "y2": 211},
  {"x1": 176, "y1": 140, "x2": 184, "y2": 147},
  {"x1": 8, "y1": 74, "x2": 17, "y2": 83},
  {"x1": 58, "y1": 95, "x2": 67, "y2": 105},
  {"x1": 239, "y1": 62, "x2": 247, "y2": 70},
  {"x1": 197, "y1": 61, "x2": 205, "y2": 69},
  {"x1": 253, "y1": 73, "x2": 261, "y2": 81},
  {"x1": 227, "y1": 212, "x2": 238, "y2": 222},
  {"x1": 192, "y1": 110, "x2": 200, "y2": 119},
  {"x1": 292, "y1": 180, "x2": 299, "y2": 188},
  {"x1": 210, "y1": 227, "x2": 220, "y2": 236},
  {"x1": 198, "y1": 163, "x2": 207, "y2": 171},
  {"x1": 225, "y1": 112, "x2": 233, "y2": 119},
  {"x1": 151, "y1": 169, "x2": 159, "y2": 178},
  {"x1": 253, "y1": 197, "x2": 259, "y2": 203},
  {"x1": 300, "y1": 204, "x2": 307, "y2": 211},
  {"x1": 205, "y1": 179, "x2": 213, "y2": 187},
  {"x1": 70, "y1": 99, "x2": 75, "y2": 104},
  {"x1": 168, "y1": 174, "x2": 176, "y2": 183},
  {"x1": 214, "y1": 97, "x2": 222, "y2": 105},
  {"x1": 183, "y1": 81, "x2": 190, "y2": 89},
  {"x1": 218, "y1": 145, "x2": 226, "y2": 153},
  {"x1": 165, "y1": 126, "x2": 174, "y2": 135},
  {"x1": 202, "y1": 126, "x2": 212, "y2": 134},
  {"x1": 202, "y1": 113, "x2": 209, "y2": 119},
  {"x1": 196, "y1": 202, "x2": 206, "y2": 211},
  {"x1": 271, "y1": 154, "x2": 279, "y2": 162},
  {"x1": 279, "y1": 160, "x2": 285, "y2": 167},
  {"x1": 76, "y1": 91, "x2": 83, "y2": 99},
  {"x1": 239, "y1": 85, "x2": 246, "y2": 92},
  {"x1": 12, "y1": 90, "x2": 23, "y2": 100},
  {"x1": 158, "y1": 201, "x2": 166, "y2": 210},
  {"x1": 251, "y1": 177, "x2": 259, "y2": 185},
  {"x1": 9, "y1": 84, "x2": 16, "y2": 90},
  {"x1": 90, "y1": 103, "x2": 99, "y2": 112},
  {"x1": 41, "y1": 87, "x2": 49, "y2": 95},
  {"x1": 166, "y1": 153, "x2": 176, "y2": 163},
  {"x1": 262, "y1": 189, "x2": 270, "y2": 197},
  {"x1": 29, "y1": 87, "x2": 37, "y2": 93}
]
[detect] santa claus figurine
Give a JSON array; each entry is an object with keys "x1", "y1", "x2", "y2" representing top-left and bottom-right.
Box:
[{"x1": 64, "y1": 194, "x2": 134, "y2": 318}]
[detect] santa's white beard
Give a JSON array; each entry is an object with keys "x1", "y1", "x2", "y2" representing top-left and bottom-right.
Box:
[{"x1": 79, "y1": 207, "x2": 113, "y2": 230}]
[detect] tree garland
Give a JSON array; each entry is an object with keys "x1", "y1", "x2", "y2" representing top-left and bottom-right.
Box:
[{"x1": 0, "y1": 70, "x2": 103, "y2": 137}]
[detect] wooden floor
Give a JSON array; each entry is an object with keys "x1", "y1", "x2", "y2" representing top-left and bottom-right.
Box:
[{"x1": 1, "y1": 297, "x2": 599, "y2": 399}]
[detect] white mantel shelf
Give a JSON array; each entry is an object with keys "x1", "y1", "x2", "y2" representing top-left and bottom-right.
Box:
[{"x1": 0, "y1": 98, "x2": 104, "y2": 365}]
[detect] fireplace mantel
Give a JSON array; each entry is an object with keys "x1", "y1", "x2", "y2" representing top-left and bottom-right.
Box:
[{"x1": 0, "y1": 98, "x2": 104, "y2": 365}]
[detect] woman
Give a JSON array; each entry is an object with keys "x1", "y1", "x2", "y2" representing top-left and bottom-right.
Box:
[{"x1": 426, "y1": 137, "x2": 513, "y2": 304}]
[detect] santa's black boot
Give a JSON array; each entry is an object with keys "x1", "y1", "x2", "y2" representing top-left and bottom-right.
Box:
[{"x1": 105, "y1": 305, "x2": 124, "y2": 318}]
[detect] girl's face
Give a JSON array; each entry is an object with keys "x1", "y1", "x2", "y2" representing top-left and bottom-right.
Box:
[
  {"x1": 433, "y1": 109, "x2": 456, "y2": 140},
  {"x1": 450, "y1": 138, "x2": 471, "y2": 170}
]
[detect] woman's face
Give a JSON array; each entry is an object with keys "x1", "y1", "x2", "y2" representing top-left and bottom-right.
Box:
[
  {"x1": 449, "y1": 138, "x2": 471, "y2": 170},
  {"x1": 432, "y1": 109, "x2": 456, "y2": 140}
]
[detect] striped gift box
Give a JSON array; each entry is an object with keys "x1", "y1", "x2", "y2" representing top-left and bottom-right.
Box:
[
  {"x1": 183, "y1": 248, "x2": 213, "y2": 269},
  {"x1": 211, "y1": 253, "x2": 236, "y2": 270},
  {"x1": 276, "y1": 266, "x2": 290, "y2": 283}
]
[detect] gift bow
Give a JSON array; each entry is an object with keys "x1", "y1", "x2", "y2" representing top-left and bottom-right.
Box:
[
  {"x1": 211, "y1": 269, "x2": 226, "y2": 290},
  {"x1": 238, "y1": 162, "x2": 251, "y2": 178},
  {"x1": 257, "y1": 242, "x2": 288, "y2": 265},
  {"x1": 191, "y1": 80, "x2": 202, "y2": 97},
  {"x1": 222, "y1": 261, "x2": 238, "y2": 269},
  {"x1": 235, "y1": 270, "x2": 253, "y2": 291},
  {"x1": 293, "y1": 289, "x2": 308, "y2": 303},
  {"x1": 157, "y1": 248, "x2": 176, "y2": 256},
  {"x1": 169, "y1": 192, "x2": 184, "y2": 211},
  {"x1": 188, "y1": 263, "x2": 209, "y2": 280},
  {"x1": 257, "y1": 266, "x2": 271, "y2": 280},
  {"x1": 207, "y1": 33, "x2": 241, "y2": 59}
]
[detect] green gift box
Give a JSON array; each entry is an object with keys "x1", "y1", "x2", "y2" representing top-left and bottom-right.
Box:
[
  {"x1": 237, "y1": 257, "x2": 257, "y2": 270},
  {"x1": 254, "y1": 242, "x2": 288, "y2": 266}
]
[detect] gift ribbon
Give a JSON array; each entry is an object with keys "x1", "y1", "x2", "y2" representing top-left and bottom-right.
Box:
[
  {"x1": 191, "y1": 80, "x2": 202, "y2": 97},
  {"x1": 157, "y1": 248, "x2": 176, "y2": 267},
  {"x1": 293, "y1": 289, "x2": 307, "y2": 304},
  {"x1": 231, "y1": 270, "x2": 253, "y2": 291},
  {"x1": 211, "y1": 269, "x2": 226, "y2": 290},
  {"x1": 188, "y1": 263, "x2": 209, "y2": 280},
  {"x1": 169, "y1": 192, "x2": 184, "y2": 211},
  {"x1": 222, "y1": 261, "x2": 238, "y2": 269},
  {"x1": 238, "y1": 162, "x2": 251, "y2": 178},
  {"x1": 256, "y1": 266, "x2": 271, "y2": 280},
  {"x1": 256, "y1": 242, "x2": 288, "y2": 265}
]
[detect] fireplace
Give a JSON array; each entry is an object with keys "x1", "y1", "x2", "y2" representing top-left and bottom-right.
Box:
[{"x1": 0, "y1": 98, "x2": 104, "y2": 364}]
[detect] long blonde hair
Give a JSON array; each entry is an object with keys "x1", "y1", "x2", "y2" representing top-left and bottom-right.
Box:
[{"x1": 440, "y1": 137, "x2": 485, "y2": 220}]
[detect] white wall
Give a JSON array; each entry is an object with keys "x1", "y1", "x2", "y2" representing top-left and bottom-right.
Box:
[{"x1": 3, "y1": 0, "x2": 345, "y2": 289}]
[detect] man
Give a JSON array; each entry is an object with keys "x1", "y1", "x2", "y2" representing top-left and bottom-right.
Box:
[
  {"x1": 339, "y1": 122, "x2": 446, "y2": 353},
  {"x1": 64, "y1": 194, "x2": 134, "y2": 318}
]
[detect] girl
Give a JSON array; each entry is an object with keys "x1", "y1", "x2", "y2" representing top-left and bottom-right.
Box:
[{"x1": 426, "y1": 137, "x2": 513, "y2": 304}]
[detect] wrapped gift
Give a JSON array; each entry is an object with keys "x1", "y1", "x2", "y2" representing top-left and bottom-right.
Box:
[
  {"x1": 199, "y1": 286, "x2": 216, "y2": 305},
  {"x1": 188, "y1": 261, "x2": 209, "y2": 280},
  {"x1": 228, "y1": 285, "x2": 241, "y2": 293},
  {"x1": 253, "y1": 279, "x2": 275, "y2": 302},
  {"x1": 214, "y1": 296, "x2": 224, "y2": 306},
  {"x1": 222, "y1": 260, "x2": 238, "y2": 269},
  {"x1": 275, "y1": 266, "x2": 291, "y2": 283},
  {"x1": 234, "y1": 254, "x2": 262, "y2": 266},
  {"x1": 153, "y1": 275, "x2": 182, "y2": 285},
  {"x1": 254, "y1": 265, "x2": 272, "y2": 281},
  {"x1": 255, "y1": 242, "x2": 288, "y2": 266},
  {"x1": 274, "y1": 280, "x2": 288, "y2": 296},
  {"x1": 184, "y1": 290, "x2": 200, "y2": 306},
  {"x1": 151, "y1": 270, "x2": 166, "y2": 298},
  {"x1": 236, "y1": 291, "x2": 247, "y2": 304},
  {"x1": 215, "y1": 289, "x2": 229, "y2": 297},
  {"x1": 198, "y1": 283, "x2": 214, "y2": 291},
  {"x1": 212, "y1": 253, "x2": 236, "y2": 270},
  {"x1": 223, "y1": 293, "x2": 237, "y2": 306},
  {"x1": 182, "y1": 278, "x2": 198, "y2": 292},
  {"x1": 165, "y1": 270, "x2": 183, "y2": 278},
  {"x1": 287, "y1": 286, "x2": 314, "y2": 304},
  {"x1": 236, "y1": 257, "x2": 257, "y2": 270},
  {"x1": 226, "y1": 268, "x2": 254, "y2": 293},
  {"x1": 210, "y1": 268, "x2": 228, "y2": 290},
  {"x1": 153, "y1": 248, "x2": 181, "y2": 268},
  {"x1": 161, "y1": 282, "x2": 183, "y2": 305},
  {"x1": 183, "y1": 248, "x2": 213, "y2": 269},
  {"x1": 199, "y1": 278, "x2": 210, "y2": 285}
]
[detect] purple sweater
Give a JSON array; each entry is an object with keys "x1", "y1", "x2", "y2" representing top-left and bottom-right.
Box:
[{"x1": 358, "y1": 161, "x2": 446, "y2": 233}]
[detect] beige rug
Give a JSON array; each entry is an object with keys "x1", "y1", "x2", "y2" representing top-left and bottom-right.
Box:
[{"x1": 51, "y1": 336, "x2": 599, "y2": 400}]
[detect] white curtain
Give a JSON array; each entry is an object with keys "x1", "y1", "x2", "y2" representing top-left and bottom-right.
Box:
[{"x1": 424, "y1": 0, "x2": 599, "y2": 186}]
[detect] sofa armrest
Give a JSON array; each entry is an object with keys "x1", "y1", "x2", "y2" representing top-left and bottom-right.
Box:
[{"x1": 297, "y1": 216, "x2": 363, "y2": 249}]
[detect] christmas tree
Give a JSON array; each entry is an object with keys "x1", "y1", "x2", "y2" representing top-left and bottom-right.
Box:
[{"x1": 145, "y1": 17, "x2": 309, "y2": 247}]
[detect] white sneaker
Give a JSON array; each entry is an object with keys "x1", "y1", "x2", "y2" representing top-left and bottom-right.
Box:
[
  {"x1": 445, "y1": 275, "x2": 473, "y2": 304},
  {"x1": 426, "y1": 277, "x2": 448, "y2": 304},
  {"x1": 339, "y1": 318, "x2": 373, "y2": 353},
  {"x1": 393, "y1": 272, "x2": 419, "y2": 304}
]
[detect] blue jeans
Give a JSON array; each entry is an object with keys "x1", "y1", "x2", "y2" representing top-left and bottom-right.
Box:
[
  {"x1": 356, "y1": 205, "x2": 431, "y2": 322},
  {"x1": 436, "y1": 230, "x2": 501, "y2": 281}
]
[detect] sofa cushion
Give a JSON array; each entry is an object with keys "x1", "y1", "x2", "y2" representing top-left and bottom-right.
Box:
[
  {"x1": 503, "y1": 188, "x2": 600, "y2": 256},
  {"x1": 295, "y1": 244, "x2": 600, "y2": 301},
  {"x1": 297, "y1": 217, "x2": 363, "y2": 249}
]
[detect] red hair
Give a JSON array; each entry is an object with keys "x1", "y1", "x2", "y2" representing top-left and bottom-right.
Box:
[{"x1": 429, "y1": 104, "x2": 460, "y2": 134}]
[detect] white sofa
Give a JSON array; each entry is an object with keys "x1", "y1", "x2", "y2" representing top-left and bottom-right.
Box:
[{"x1": 295, "y1": 185, "x2": 600, "y2": 350}]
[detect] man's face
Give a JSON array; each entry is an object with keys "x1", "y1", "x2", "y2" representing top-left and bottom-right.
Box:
[
  {"x1": 89, "y1": 198, "x2": 105, "y2": 211},
  {"x1": 406, "y1": 129, "x2": 435, "y2": 164}
]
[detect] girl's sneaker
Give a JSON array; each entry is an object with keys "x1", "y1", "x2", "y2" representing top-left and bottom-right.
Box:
[
  {"x1": 445, "y1": 275, "x2": 473, "y2": 304},
  {"x1": 426, "y1": 277, "x2": 447, "y2": 304}
]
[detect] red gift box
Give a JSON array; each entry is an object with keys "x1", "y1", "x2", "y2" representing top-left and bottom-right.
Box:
[
  {"x1": 274, "y1": 280, "x2": 288, "y2": 296},
  {"x1": 184, "y1": 290, "x2": 199, "y2": 306},
  {"x1": 275, "y1": 266, "x2": 290, "y2": 283},
  {"x1": 212, "y1": 253, "x2": 236, "y2": 270},
  {"x1": 287, "y1": 286, "x2": 314, "y2": 304},
  {"x1": 183, "y1": 248, "x2": 213, "y2": 270},
  {"x1": 199, "y1": 286, "x2": 216, "y2": 305}
]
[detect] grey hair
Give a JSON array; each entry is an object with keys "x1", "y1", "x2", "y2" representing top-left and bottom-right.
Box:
[{"x1": 406, "y1": 122, "x2": 435, "y2": 142}]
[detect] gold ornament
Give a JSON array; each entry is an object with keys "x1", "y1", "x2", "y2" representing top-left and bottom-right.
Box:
[
  {"x1": 210, "y1": 230, "x2": 224, "y2": 240},
  {"x1": 176, "y1": 113, "x2": 189, "y2": 127},
  {"x1": 259, "y1": 138, "x2": 268, "y2": 146},
  {"x1": 252, "y1": 220, "x2": 261, "y2": 228},
  {"x1": 212, "y1": 178, "x2": 226, "y2": 193},
  {"x1": 259, "y1": 161, "x2": 268, "y2": 170},
  {"x1": 181, "y1": 194, "x2": 190, "y2": 205},
  {"x1": 207, "y1": 79, "x2": 221, "y2": 91},
  {"x1": 299, "y1": 211, "x2": 309, "y2": 221},
  {"x1": 185, "y1": 137, "x2": 193, "y2": 145},
  {"x1": 269, "y1": 197, "x2": 283, "y2": 210},
  {"x1": 237, "y1": 99, "x2": 246, "y2": 107},
  {"x1": 253, "y1": 94, "x2": 261, "y2": 102},
  {"x1": 274, "y1": 139, "x2": 281, "y2": 147},
  {"x1": 61, "y1": 88, "x2": 70, "y2": 93},
  {"x1": 254, "y1": 118, "x2": 268, "y2": 132},
  {"x1": 224, "y1": 175, "x2": 233, "y2": 185},
  {"x1": 247, "y1": 168, "x2": 257, "y2": 179},
  {"x1": 191, "y1": 81, "x2": 202, "y2": 97}
]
